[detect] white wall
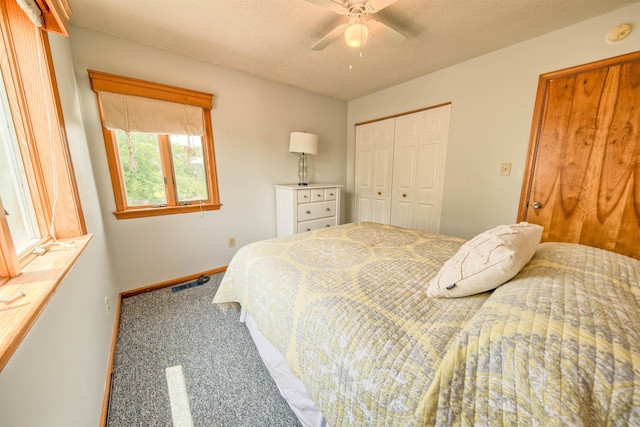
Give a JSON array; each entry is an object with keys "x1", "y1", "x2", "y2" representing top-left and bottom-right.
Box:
[
  {"x1": 70, "y1": 27, "x2": 348, "y2": 291},
  {"x1": 0, "y1": 34, "x2": 119, "y2": 426},
  {"x1": 347, "y1": 3, "x2": 640, "y2": 239}
]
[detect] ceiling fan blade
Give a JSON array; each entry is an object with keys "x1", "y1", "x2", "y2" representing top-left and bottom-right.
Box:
[
  {"x1": 312, "y1": 23, "x2": 349, "y2": 50},
  {"x1": 368, "y1": 20, "x2": 407, "y2": 44},
  {"x1": 366, "y1": 0, "x2": 398, "y2": 13},
  {"x1": 305, "y1": 0, "x2": 348, "y2": 14}
]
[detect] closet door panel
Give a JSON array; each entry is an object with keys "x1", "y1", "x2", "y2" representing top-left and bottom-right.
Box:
[
  {"x1": 395, "y1": 146, "x2": 416, "y2": 188},
  {"x1": 416, "y1": 203, "x2": 433, "y2": 232},
  {"x1": 418, "y1": 144, "x2": 438, "y2": 190},
  {"x1": 391, "y1": 105, "x2": 450, "y2": 232},
  {"x1": 374, "y1": 199, "x2": 390, "y2": 223},
  {"x1": 419, "y1": 107, "x2": 450, "y2": 232},
  {"x1": 357, "y1": 150, "x2": 372, "y2": 187},
  {"x1": 391, "y1": 115, "x2": 419, "y2": 228},
  {"x1": 357, "y1": 198, "x2": 371, "y2": 222},
  {"x1": 355, "y1": 150, "x2": 372, "y2": 221},
  {"x1": 390, "y1": 201, "x2": 411, "y2": 228},
  {"x1": 372, "y1": 148, "x2": 393, "y2": 223},
  {"x1": 355, "y1": 118, "x2": 395, "y2": 224}
]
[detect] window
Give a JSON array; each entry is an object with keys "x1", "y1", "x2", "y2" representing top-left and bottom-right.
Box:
[
  {"x1": 0, "y1": 0, "x2": 89, "y2": 373},
  {"x1": 88, "y1": 71, "x2": 221, "y2": 219},
  {"x1": 0, "y1": 70, "x2": 40, "y2": 254},
  {"x1": 0, "y1": 0, "x2": 84, "y2": 282},
  {"x1": 114, "y1": 131, "x2": 209, "y2": 207}
]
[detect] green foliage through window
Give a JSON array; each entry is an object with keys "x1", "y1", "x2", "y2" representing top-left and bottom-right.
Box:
[
  {"x1": 170, "y1": 135, "x2": 208, "y2": 202},
  {"x1": 115, "y1": 131, "x2": 208, "y2": 207},
  {"x1": 116, "y1": 131, "x2": 165, "y2": 206}
]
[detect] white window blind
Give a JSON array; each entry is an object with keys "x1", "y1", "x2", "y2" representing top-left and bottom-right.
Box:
[
  {"x1": 98, "y1": 91, "x2": 204, "y2": 136},
  {"x1": 15, "y1": 0, "x2": 42, "y2": 27}
]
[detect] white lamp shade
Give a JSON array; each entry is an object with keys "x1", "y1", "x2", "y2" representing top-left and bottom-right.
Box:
[
  {"x1": 289, "y1": 132, "x2": 318, "y2": 155},
  {"x1": 344, "y1": 23, "x2": 369, "y2": 48}
]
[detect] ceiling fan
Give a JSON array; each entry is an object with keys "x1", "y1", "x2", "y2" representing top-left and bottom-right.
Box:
[{"x1": 307, "y1": 0, "x2": 407, "y2": 51}]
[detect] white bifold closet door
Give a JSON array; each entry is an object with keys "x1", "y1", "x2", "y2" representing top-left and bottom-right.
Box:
[
  {"x1": 354, "y1": 117, "x2": 395, "y2": 224},
  {"x1": 354, "y1": 104, "x2": 450, "y2": 233}
]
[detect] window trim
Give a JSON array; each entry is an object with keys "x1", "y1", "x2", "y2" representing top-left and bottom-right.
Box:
[
  {"x1": 0, "y1": 0, "x2": 85, "y2": 280},
  {"x1": 88, "y1": 70, "x2": 221, "y2": 219},
  {"x1": 0, "y1": 0, "x2": 90, "y2": 374}
]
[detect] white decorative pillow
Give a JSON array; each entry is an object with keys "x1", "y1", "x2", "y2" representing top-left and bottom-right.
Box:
[{"x1": 427, "y1": 222, "x2": 543, "y2": 298}]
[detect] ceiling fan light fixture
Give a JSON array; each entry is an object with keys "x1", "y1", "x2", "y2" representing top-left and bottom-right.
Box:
[{"x1": 345, "y1": 23, "x2": 369, "y2": 48}]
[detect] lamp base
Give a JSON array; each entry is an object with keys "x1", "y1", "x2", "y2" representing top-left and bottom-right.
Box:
[{"x1": 297, "y1": 153, "x2": 309, "y2": 186}]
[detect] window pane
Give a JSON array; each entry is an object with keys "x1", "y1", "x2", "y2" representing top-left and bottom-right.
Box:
[
  {"x1": 169, "y1": 135, "x2": 208, "y2": 203},
  {"x1": 0, "y1": 71, "x2": 40, "y2": 252},
  {"x1": 115, "y1": 130, "x2": 166, "y2": 206}
]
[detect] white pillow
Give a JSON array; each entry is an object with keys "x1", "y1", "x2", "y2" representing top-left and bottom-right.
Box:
[{"x1": 427, "y1": 222, "x2": 543, "y2": 298}]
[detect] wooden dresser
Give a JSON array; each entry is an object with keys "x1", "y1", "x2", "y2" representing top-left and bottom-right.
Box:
[{"x1": 275, "y1": 184, "x2": 342, "y2": 237}]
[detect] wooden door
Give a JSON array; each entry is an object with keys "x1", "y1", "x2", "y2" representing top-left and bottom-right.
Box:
[
  {"x1": 354, "y1": 118, "x2": 395, "y2": 223},
  {"x1": 518, "y1": 51, "x2": 640, "y2": 259},
  {"x1": 390, "y1": 105, "x2": 451, "y2": 232}
]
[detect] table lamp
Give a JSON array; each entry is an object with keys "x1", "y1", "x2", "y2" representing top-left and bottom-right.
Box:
[{"x1": 289, "y1": 132, "x2": 318, "y2": 185}]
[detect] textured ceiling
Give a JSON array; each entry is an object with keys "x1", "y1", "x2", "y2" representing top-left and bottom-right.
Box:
[{"x1": 68, "y1": 0, "x2": 637, "y2": 101}]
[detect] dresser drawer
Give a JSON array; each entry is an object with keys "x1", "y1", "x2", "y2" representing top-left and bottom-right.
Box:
[
  {"x1": 297, "y1": 201, "x2": 336, "y2": 221},
  {"x1": 297, "y1": 190, "x2": 312, "y2": 203},
  {"x1": 324, "y1": 188, "x2": 338, "y2": 201},
  {"x1": 298, "y1": 217, "x2": 337, "y2": 233},
  {"x1": 311, "y1": 189, "x2": 325, "y2": 201}
]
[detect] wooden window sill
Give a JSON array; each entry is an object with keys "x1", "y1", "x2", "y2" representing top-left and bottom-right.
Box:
[
  {"x1": 113, "y1": 203, "x2": 221, "y2": 219},
  {"x1": 0, "y1": 234, "x2": 93, "y2": 372}
]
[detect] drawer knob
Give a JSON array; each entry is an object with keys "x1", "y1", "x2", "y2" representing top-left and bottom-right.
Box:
[
  {"x1": 305, "y1": 210, "x2": 311, "y2": 214},
  {"x1": 329, "y1": 193, "x2": 334, "y2": 196},
  {"x1": 378, "y1": 191, "x2": 382, "y2": 195},
  {"x1": 306, "y1": 228, "x2": 311, "y2": 232},
  {"x1": 326, "y1": 224, "x2": 330, "y2": 227},
  {"x1": 304, "y1": 195, "x2": 308, "y2": 198},
  {"x1": 317, "y1": 194, "x2": 322, "y2": 197},
  {"x1": 326, "y1": 208, "x2": 331, "y2": 212},
  {"x1": 402, "y1": 193, "x2": 407, "y2": 198}
]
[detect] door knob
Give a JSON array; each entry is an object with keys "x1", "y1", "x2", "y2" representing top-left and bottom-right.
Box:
[
  {"x1": 402, "y1": 194, "x2": 407, "y2": 198},
  {"x1": 532, "y1": 201, "x2": 543, "y2": 209}
]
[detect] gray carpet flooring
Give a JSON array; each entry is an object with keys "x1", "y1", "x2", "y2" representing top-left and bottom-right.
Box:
[{"x1": 107, "y1": 273, "x2": 301, "y2": 426}]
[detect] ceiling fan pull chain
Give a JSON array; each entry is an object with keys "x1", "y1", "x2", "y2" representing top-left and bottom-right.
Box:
[{"x1": 360, "y1": 23, "x2": 364, "y2": 57}]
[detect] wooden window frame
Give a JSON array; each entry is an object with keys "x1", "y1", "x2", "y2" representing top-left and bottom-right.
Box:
[
  {"x1": 0, "y1": 0, "x2": 91, "y2": 373},
  {"x1": 0, "y1": 0, "x2": 85, "y2": 281},
  {"x1": 88, "y1": 70, "x2": 221, "y2": 219}
]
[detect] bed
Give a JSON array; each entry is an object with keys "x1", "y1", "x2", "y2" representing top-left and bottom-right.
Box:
[{"x1": 212, "y1": 222, "x2": 640, "y2": 426}]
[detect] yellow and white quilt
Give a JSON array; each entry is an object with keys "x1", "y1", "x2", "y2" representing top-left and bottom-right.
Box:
[{"x1": 213, "y1": 222, "x2": 640, "y2": 426}]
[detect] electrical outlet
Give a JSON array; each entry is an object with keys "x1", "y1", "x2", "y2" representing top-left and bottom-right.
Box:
[
  {"x1": 104, "y1": 296, "x2": 111, "y2": 315},
  {"x1": 228, "y1": 237, "x2": 236, "y2": 248},
  {"x1": 500, "y1": 162, "x2": 512, "y2": 176}
]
